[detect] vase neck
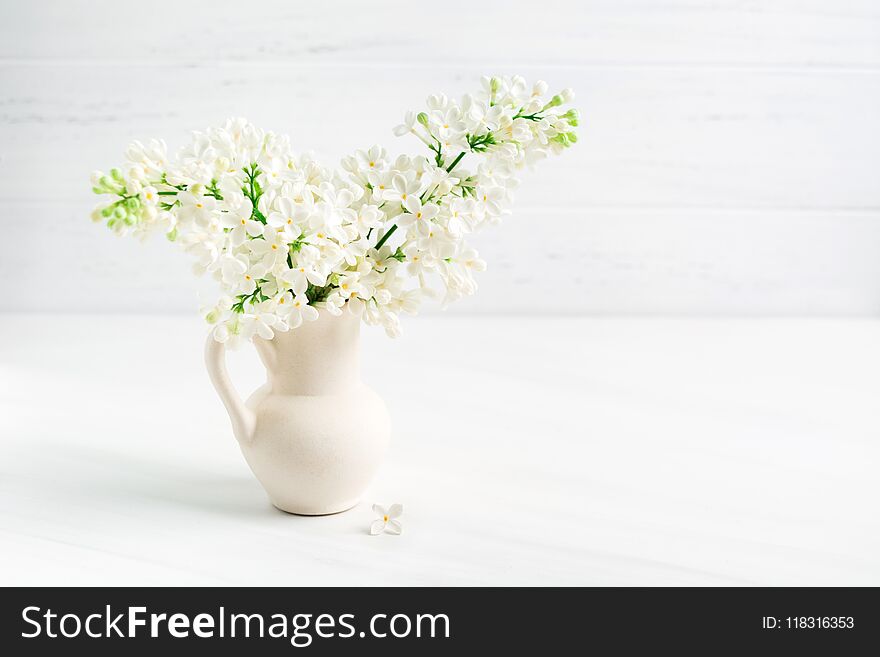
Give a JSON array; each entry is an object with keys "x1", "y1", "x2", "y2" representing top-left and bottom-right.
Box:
[{"x1": 254, "y1": 309, "x2": 362, "y2": 395}]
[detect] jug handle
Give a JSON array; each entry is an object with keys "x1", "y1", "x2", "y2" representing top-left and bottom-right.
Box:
[{"x1": 204, "y1": 333, "x2": 256, "y2": 445}]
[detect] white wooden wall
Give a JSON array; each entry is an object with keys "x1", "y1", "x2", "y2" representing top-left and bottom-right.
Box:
[{"x1": 1, "y1": 0, "x2": 878, "y2": 314}]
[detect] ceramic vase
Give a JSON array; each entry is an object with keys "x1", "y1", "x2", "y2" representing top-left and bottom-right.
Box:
[{"x1": 205, "y1": 308, "x2": 390, "y2": 515}]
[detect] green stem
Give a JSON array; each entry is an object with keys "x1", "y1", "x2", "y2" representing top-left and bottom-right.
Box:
[
  {"x1": 446, "y1": 151, "x2": 466, "y2": 172},
  {"x1": 374, "y1": 224, "x2": 398, "y2": 251},
  {"x1": 429, "y1": 138, "x2": 444, "y2": 167},
  {"x1": 242, "y1": 163, "x2": 266, "y2": 223}
]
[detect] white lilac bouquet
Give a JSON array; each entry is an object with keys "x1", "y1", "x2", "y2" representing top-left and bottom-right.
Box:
[{"x1": 90, "y1": 76, "x2": 578, "y2": 345}]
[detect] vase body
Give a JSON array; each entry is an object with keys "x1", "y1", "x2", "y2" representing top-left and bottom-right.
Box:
[{"x1": 205, "y1": 308, "x2": 390, "y2": 515}]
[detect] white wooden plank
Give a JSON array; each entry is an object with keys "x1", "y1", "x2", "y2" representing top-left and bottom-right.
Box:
[
  {"x1": 1, "y1": 0, "x2": 878, "y2": 68},
  {"x1": 463, "y1": 208, "x2": 880, "y2": 316},
  {"x1": 2, "y1": 202, "x2": 878, "y2": 315},
  {"x1": 0, "y1": 65, "x2": 877, "y2": 209}
]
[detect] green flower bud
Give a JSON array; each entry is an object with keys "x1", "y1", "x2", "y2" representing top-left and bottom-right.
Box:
[
  {"x1": 101, "y1": 205, "x2": 114, "y2": 217},
  {"x1": 92, "y1": 186, "x2": 105, "y2": 195},
  {"x1": 540, "y1": 95, "x2": 564, "y2": 112},
  {"x1": 567, "y1": 131, "x2": 578, "y2": 144},
  {"x1": 166, "y1": 226, "x2": 178, "y2": 242},
  {"x1": 113, "y1": 205, "x2": 127, "y2": 219},
  {"x1": 125, "y1": 196, "x2": 140, "y2": 210},
  {"x1": 416, "y1": 112, "x2": 429, "y2": 127},
  {"x1": 551, "y1": 133, "x2": 571, "y2": 147},
  {"x1": 490, "y1": 77, "x2": 501, "y2": 94},
  {"x1": 110, "y1": 168, "x2": 124, "y2": 182},
  {"x1": 204, "y1": 308, "x2": 219, "y2": 324}
]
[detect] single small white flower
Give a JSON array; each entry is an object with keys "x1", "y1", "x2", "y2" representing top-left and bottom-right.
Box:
[
  {"x1": 382, "y1": 173, "x2": 422, "y2": 205},
  {"x1": 253, "y1": 311, "x2": 283, "y2": 340},
  {"x1": 416, "y1": 221, "x2": 455, "y2": 260},
  {"x1": 354, "y1": 145, "x2": 387, "y2": 172},
  {"x1": 403, "y1": 244, "x2": 435, "y2": 276},
  {"x1": 366, "y1": 170, "x2": 395, "y2": 203},
  {"x1": 279, "y1": 261, "x2": 327, "y2": 295},
  {"x1": 428, "y1": 106, "x2": 468, "y2": 150},
  {"x1": 397, "y1": 195, "x2": 439, "y2": 228},
  {"x1": 445, "y1": 197, "x2": 477, "y2": 236},
  {"x1": 475, "y1": 184, "x2": 507, "y2": 217},
  {"x1": 392, "y1": 111, "x2": 419, "y2": 137},
  {"x1": 354, "y1": 204, "x2": 384, "y2": 234},
  {"x1": 320, "y1": 290, "x2": 347, "y2": 316},
  {"x1": 249, "y1": 224, "x2": 290, "y2": 269},
  {"x1": 222, "y1": 198, "x2": 262, "y2": 246},
  {"x1": 266, "y1": 196, "x2": 307, "y2": 241},
  {"x1": 177, "y1": 189, "x2": 216, "y2": 226},
  {"x1": 336, "y1": 271, "x2": 369, "y2": 302},
  {"x1": 214, "y1": 253, "x2": 248, "y2": 286},
  {"x1": 370, "y1": 503, "x2": 402, "y2": 535},
  {"x1": 139, "y1": 185, "x2": 158, "y2": 205},
  {"x1": 286, "y1": 294, "x2": 318, "y2": 329}
]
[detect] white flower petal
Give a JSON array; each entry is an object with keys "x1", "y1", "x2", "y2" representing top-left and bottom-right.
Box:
[
  {"x1": 301, "y1": 305, "x2": 319, "y2": 322},
  {"x1": 369, "y1": 519, "x2": 386, "y2": 536},
  {"x1": 386, "y1": 519, "x2": 402, "y2": 535},
  {"x1": 403, "y1": 195, "x2": 421, "y2": 215},
  {"x1": 336, "y1": 189, "x2": 354, "y2": 207},
  {"x1": 372, "y1": 504, "x2": 386, "y2": 516},
  {"x1": 387, "y1": 503, "x2": 403, "y2": 519}
]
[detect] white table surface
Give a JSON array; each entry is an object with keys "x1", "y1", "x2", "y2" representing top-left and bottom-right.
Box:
[{"x1": 1, "y1": 315, "x2": 878, "y2": 586}]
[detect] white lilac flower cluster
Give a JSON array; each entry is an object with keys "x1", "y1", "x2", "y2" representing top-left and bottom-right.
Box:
[{"x1": 90, "y1": 76, "x2": 578, "y2": 345}]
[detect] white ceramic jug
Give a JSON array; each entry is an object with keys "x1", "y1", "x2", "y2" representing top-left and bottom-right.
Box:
[{"x1": 205, "y1": 307, "x2": 390, "y2": 515}]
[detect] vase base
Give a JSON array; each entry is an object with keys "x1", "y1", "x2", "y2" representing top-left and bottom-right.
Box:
[{"x1": 270, "y1": 498, "x2": 360, "y2": 516}]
